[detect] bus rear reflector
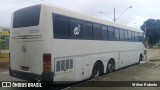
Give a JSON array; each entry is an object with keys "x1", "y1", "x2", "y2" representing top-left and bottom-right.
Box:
[{"x1": 43, "y1": 54, "x2": 51, "y2": 73}]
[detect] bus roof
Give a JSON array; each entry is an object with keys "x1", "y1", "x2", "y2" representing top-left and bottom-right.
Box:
[{"x1": 30, "y1": 4, "x2": 144, "y2": 33}]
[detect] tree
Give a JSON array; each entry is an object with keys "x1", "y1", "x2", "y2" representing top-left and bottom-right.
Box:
[
  {"x1": 140, "y1": 19, "x2": 160, "y2": 47},
  {"x1": 0, "y1": 39, "x2": 5, "y2": 53}
]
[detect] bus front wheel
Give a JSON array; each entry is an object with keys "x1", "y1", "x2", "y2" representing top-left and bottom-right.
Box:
[{"x1": 90, "y1": 62, "x2": 102, "y2": 79}]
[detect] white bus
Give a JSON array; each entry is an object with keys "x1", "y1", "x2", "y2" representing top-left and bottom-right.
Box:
[{"x1": 9, "y1": 4, "x2": 146, "y2": 82}]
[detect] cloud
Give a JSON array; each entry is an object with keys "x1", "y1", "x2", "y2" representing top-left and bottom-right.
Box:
[
  {"x1": 1, "y1": 0, "x2": 160, "y2": 29},
  {"x1": 0, "y1": 0, "x2": 37, "y2": 27}
]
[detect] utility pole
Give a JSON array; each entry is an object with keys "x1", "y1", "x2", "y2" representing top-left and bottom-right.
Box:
[
  {"x1": 99, "y1": 6, "x2": 132, "y2": 23},
  {"x1": 114, "y1": 8, "x2": 116, "y2": 22}
]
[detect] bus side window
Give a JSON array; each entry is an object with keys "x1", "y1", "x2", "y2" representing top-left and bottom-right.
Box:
[
  {"x1": 114, "y1": 28, "x2": 120, "y2": 40},
  {"x1": 70, "y1": 18, "x2": 83, "y2": 39},
  {"x1": 138, "y1": 33, "x2": 141, "y2": 42},
  {"x1": 119, "y1": 29, "x2": 125, "y2": 40},
  {"x1": 131, "y1": 31, "x2": 135, "y2": 41},
  {"x1": 135, "y1": 32, "x2": 139, "y2": 41},
  {"x1": 128, "y1": 31, "x2": 132, "y2": 41},
  {"x1": 108, "y1": 26, "x2": 115, "y2": 40},
  {"x1": 83, "y1": 22, "x2": 93, "y2": 39},
  {"x1": 102, "y1": 26, "x2": 108, "y2": 40},
  {"x1": 53, "y1": 15, "x2": 59, "y2": 38},
  {"x1": 124, "y1": 30, "x2": 128, "y2": 41},
  {"x1": 139, "y1": 33, "x2": 143, "y2": 42},
  {"x1": 53, "y1": 14, "x2": 70, "y2": 38},
  {"x1": 93, "y1": 23, "x2": 102, "y2": 40},
  {"x1": 138, "y1": 33, "x2": 140, "y2": 42}
]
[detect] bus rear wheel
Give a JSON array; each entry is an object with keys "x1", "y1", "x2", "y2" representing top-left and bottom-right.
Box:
[
  {"x1": 90, "y1": 62, "x2": 102, "y2": 79},
  {"x1": 107, "y1": 59, "x2": 115, "y2": 73}
]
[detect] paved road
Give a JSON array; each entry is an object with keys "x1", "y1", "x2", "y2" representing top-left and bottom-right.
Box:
[
  {"x1": 0, "y1": 49, "x2": 160, "y2": 90},
  {"x1": 0, "y1": 71, "x2": 23, "y2": 81}
]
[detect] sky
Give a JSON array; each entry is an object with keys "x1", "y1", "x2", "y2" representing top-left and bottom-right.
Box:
[{"x1": 0, "y1": 0, "x2": 160, "y2": 29}]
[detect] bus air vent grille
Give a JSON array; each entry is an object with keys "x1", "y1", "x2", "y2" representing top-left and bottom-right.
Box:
[{"x1": 56, "y1": 59, "x2": 73, "y2": 72}]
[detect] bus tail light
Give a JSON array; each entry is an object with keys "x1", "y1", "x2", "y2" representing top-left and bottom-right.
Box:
[{"x1": 43, "y1": 54, "x2": 51, "y2": 73}]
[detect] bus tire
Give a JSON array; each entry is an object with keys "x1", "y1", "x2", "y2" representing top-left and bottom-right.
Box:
[
  {"x1": 107, "y1": 59, "x2": 115, "y2": 73},
  {"x1": 139, "y1": 54, "x2": 143, "y2": 63},
  {"x1": 90, "y1": 62, "x2": 103, "y2": 79}
]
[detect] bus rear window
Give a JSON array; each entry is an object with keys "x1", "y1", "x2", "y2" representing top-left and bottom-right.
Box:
[{"x1": 13, "y1": 5, "x2": 41, "y2": 28}]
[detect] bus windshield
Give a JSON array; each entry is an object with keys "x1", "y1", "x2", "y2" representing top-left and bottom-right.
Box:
[{"x1": 13, "y1": 5, "x2": 41, "y2": 28}]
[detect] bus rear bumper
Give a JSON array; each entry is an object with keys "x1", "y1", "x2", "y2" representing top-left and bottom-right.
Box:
[{"x1": 9, "y1": 67, "x2": 54, "y2": 81}]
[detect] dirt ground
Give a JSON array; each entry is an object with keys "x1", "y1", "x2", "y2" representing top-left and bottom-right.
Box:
[{"x1": 0, "y1": 53, "x2": 9, "y2": 72}]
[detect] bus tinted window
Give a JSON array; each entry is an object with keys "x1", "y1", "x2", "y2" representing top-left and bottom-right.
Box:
[
  {"x1": 108, "y1": 26, "x2": 115, "y2": 40},
  {"x1": 70, "y1": 18, "x2": 83, "y2": 38},
  {"x1": 84, "y1": 22, "x2": 93, "y2": 39},
  {"x1": 131, "y1": 32, "x2": 135, "y2": 41},
  {"x1": 102, "y1": 26, "x2": 108, "y2": 40},
  {"x1": 124, "y1": 30, "x2": 128, "y2": 40},
  {"x1": 115, "y1": 28, "x2": 119, "y2": 40},
  {"x1": 137, "y1": 32, "x2": 140, "y2": 41},
  {"x1": 128, "y1": 31, "x2": 132, "y2": 40},
  {"x1": 120, "y1": 29, "x2": 125, "y2": 40},
  {"x1": 53, "y1": 15, "x2": 70, "y2": 38},
  {"x1": 135, "y1": 32, "x2": 139, "y2": 41},
  {"x1": 53, "y1": 16, "x2": 59, "y2": 37},
  {"x1": 93, "y1": 24, "x2": 102, "y2": 39},
  {"x1": 58, "y1": 16, "x2": 70, "y2": 37},
  {"x1": 52, "y1": 13, "x2": 143, "y2": 42},
  {"x1": 139, "y1": 33, "x2": 143, "y2": 41},
  {"x1": 13, "y1": 5, "x2": 41, "y2": 28}
]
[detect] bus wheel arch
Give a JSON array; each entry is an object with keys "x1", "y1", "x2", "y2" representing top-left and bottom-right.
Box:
[
  {"x1": 90, "y1": 60, "x2": 104, "y2": 79},
  {"x1": 106, "y1": 58, "x2": 115, "y2": 73}
]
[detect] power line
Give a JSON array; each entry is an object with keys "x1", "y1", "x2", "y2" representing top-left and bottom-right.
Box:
[
  {"x1": 99, "y1": 11, "x2": 113, "y2": 20},
  {"x1": 115, "y1": 6, "x2": 132, "y2": 20}
]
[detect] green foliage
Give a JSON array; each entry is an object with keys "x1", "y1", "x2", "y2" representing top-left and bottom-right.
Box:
[
  {"x1": 141, "y1": 19, "x2": 160, "y2": 46},
  {"x1": 0, "y1": 39, "x2": 6, "y2": 50}
]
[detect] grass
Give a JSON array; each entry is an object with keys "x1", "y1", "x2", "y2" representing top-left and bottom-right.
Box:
[
  {"x1": 147, "y1": 46, "x2": 160, "y2": 50},
  {"x1": 0, "y1": 53, "x2": 9, "y2": 63},
  {"x1": 0, "y1": 53, "x2": 9, "y2": 70}
]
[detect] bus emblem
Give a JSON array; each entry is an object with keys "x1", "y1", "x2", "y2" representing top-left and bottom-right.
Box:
[
  {"x1": 74, "y1": 24, "x2": 81, "y2": 35},
  {"x1": 22, "y1": 46, "x2": 26, "y2": 53}
]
